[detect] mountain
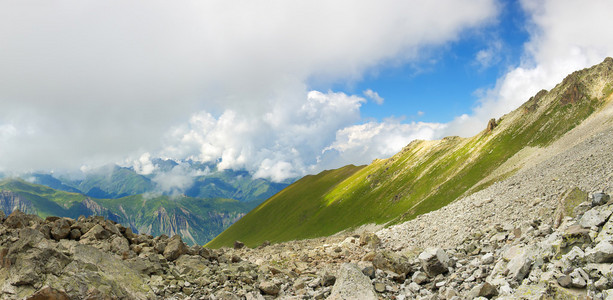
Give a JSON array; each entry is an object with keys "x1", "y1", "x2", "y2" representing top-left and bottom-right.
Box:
[
  {"x1": 207, "y1": 57, "x2": 613, "y2": 248},
  {"x1": 27, "y1": 161, "x2": 290, "y2": 204},
  {"x1": 0, "y1": 179, "x2": 249, "y2": 245}
]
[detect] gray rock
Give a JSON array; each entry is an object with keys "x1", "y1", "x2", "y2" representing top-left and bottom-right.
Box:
[
  {"x1": 468, "y1": 282, "x2": 498, "y2": 299},
  {"x1": 372, "y1": 250, "x2": 412, "y2": 275},
  {"x1": 418, "y1": 248, "x2": 449, "y2": 277},
  {"x1": 81, "y1": 224, "x2": 111, "y2": 241},
  {"x1": 505, "y1": 248, "x2": 532, "y2": 283},
  {"x1": 4, "y1": 209, "x2": 28, "y2": 229},
  {"x1": 328, "y1": 263, "x2": 378, "y2": 300},
  {"x1": 110, "y1": 236, "x2": 130, "y2": 255},
  {"x1": 586, "y1": 241, "x2": 613, "y2": 263},
  {"x1": 258, "y1": 280, "x2": 280, "y2": 296},
  {"x1": 25, "y1": 286, "x2": 70, "y2": 300},
  {"x1": 163, "y1": 235, "x2": 188, "y2": 261},
  {"x1": 580, "y1": 208, "x2": 609, "y2": 228},
  {"x1": 569, "y1": 268, "x2": 588, "y2": 288},
  {"x1": 412, "y1": 271, "x2": 428, "y2": 284},
  {"x1": 592, "y1": 192, "x2": 611, "y2": 206},
  {"x1": 558, "y1": 275, "x2": 572, "y2": 287},
  {"x1": 362, "y1": 266, "x2": 376, "y2": 279}
]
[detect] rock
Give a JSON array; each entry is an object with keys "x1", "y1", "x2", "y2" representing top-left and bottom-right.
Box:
[
  {"x1": 50, "y1": 218, "x2": 72, "y2": 240},
  {"x1": 562, "y1": 225, "x2": 591, "y2": 249},
  {"x1": 163, "y1": 235, "x2": 188, "y2": 261},
  {"x1": 569, "y1": 268, "x2": 588, "y2": 288},
  {"x1": 81, "y1": 224, "x2": 111, "y2": 241},
  {"x1": 4, "y1": 209, "x2": 29, "y2": 229},
  {"x1": 585, "y1": 240, "x2": 613, "y2": 263},
  {"x1": 110, "y1": 236, "x2": 130, "y2": 255},
  {"x1": 592, "y1": 192, "x2": 611, "y2": 206},
  {"x1": 486, "y1": 118, "x2": 497, "y2": 132},
  {"x1": 234, "y1": 240, "x2": 245, "y2": 249},
  {"x1": 412, "y1": 271, "x2": 428, "y2": 284},
  {"x1": 505, "y1": 248, "x2": 533, "y2": 283},
  {"x1": 372, "y1": 250, "x2": 412, "y2": 276},
  {"x1": 468, "y1": 282, "x2": 498, "y2": 299},
  {"x1": 0, "y1": 209, "x2": 5, "y2": 221},
  {"x1": 359, "y1": 232, "x2": 381, "y2": 249},
  {"x1": 323, "y1": 274, "x2": 336, "y2": 286},
  {"x1": 580, "y1": 207, "x2": 610, "y2": 228},
  {"x1": 69, "y1": 228, "x2": 82, "y2": 240},
  {"x1": 362, "y1": 266, "x2": 376, "y2": 279},
  {"x1": 558, "y1": 275, "x2": 572, "y2": 287},
  {"x1": 418, "y1": 248, "x2": 449, "y2": 277},
  {"x1": 25, "y1": 286, "x2": 70, "y2": 300},
  {"x1": 374, "y1": 282, "x2": 386, "y2": 293},
  {"x1": 258, "y1": 281, "x2": 280, "y2": 296},
  {"x1": 481, "y1": 252, "x2": 495, "y2": 265},
  {"x1": 328, "y1": 263, "x2": 377, "y2": 300}
]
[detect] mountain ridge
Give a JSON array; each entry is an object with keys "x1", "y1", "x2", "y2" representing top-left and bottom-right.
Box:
[{"x1": 207, "y1": 57, "x2": 613, "y2": 248}]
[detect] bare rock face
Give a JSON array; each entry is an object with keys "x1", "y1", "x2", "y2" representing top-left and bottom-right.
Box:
[
  {"x1": 486, "y1": 118, "x2": 498, "y2": 133},
  {"x1": 25, "y1": 286, "x2": 70, "y2": 300}
]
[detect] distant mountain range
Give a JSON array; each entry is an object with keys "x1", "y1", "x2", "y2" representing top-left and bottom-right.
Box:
[{"x1": 0, "y1": 160, "x2": 292, "y2": 245}]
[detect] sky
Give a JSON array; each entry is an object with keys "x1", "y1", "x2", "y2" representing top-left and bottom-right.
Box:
[{"x1": 1, "y1": 0, "x2": 613, "y2": 183}]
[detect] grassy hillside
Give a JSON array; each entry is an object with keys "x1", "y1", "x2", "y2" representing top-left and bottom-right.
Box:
[
  {"x1": 207, "y1": 57, "x2": 613, "y2": 248},
  {"x1": 206, "y1": 165, "x2": 365, "y2": 247}
]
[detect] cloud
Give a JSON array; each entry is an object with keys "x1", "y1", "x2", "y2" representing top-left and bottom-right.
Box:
[
  {"x1": 444, "y1": 0, "x2": 613, "y2": 137},
  {"x1": 0, "y1": 0, "x2": 497, "y2": 177},
  {"x1": 474, "y1": 39, "x2": 503, "y2": 69},
  {"x1": 132, "y1": 153, "x2": 155, "y2": 175},
  {"x1": 363, "y1": 89, "x2": 384, "y2": 105},
  {"x1": 151, "y1": 163, "x2": 196, "y2": 196},
  {"x1": 321, "y1": 120, "x2": 445, "y2": 168}
]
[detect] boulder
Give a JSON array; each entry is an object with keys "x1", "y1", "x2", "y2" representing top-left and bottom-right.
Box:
[
  {"x1": 328, "y1": 263, "x2": 377, "y2": 300},
  {"x1": 81, "y1": 224, "x2": 111, "y2": 241},
  {"x1": 412, "y1": 271, "x2": 428, "y2": 284},
  {"x1": 505, "y1": 248, "x2": 532, "y2": 283},
  {"x1": 468, "y1": 282, "x2": 498, "y2": 299},
  {"x1": 50, "y1": 218, "x2": 72, "y2": 240},
  {"x1": 372, "y1": 250, "x2": 412, "y2": 276},
  {"x1": 592, "y1": 192, "x2": 611, "y2": 206},
  {"x1": 163, "y1": 235, "x2": 188, "y2": 261},
  {"x1": 580, "y1": 205, "x2": 612, "y2": 228},
  {"x1": 258, "y1": 281, "x2": 280, "y2": 296},
  {"x1": 418, "y1": 248, "x2": 449, "y2": 277},
  {"x1": 5, "y1": 209, "x2": 29, "y2": 229},
  {"x1": 234, "y1": 240, "x2": 245, "y2": 249},
  {"x1": 585, "y1": 241, "x2": 613, "y2": 263}
]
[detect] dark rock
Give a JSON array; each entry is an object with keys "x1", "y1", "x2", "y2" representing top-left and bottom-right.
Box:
[
  {"x1": 258, "y1": 240, "x2": 271, "y2": 249},
  {"x1": 234, "y1": 240, "x2": 245, "y2": 249},
  {"x1": 362, "y1": 266, "x2": 376, "y2": 279},
  {"x1": 50, "y1": 218, "x2": 72, "y2": 240},
  {"x1": 164, "y1": 235, "x2": 188, "y2": 261},
  {"x1": 69, "y1": 229, "x2": 81, "y2": 240},
  {"x1": 592, "y1": 192, "x2": 611, "y2": 206},
  {"x1": 486, "y1": 118, "x2": 497, "y2": 132},
  {"x1": 323, "y1": 274, "x2": 336, "y2": 286},
  {"x1": 25, "y1": 286, "x2": 70, "y2": 300},
  {"x1": 0, "y1": 209, "x2": 5, "y2": 221},
  {"x1": 418, "y1": 248, "x2": 449, "y2": 277},
  {"x1": 5, "y1": 209, "x2": 29, "y2": 229}
]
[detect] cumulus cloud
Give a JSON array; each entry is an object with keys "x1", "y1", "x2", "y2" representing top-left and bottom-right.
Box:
[
  {"x1": 132, "y1": 153, "x2": 155, "y2": 175},
  {"x1": 363, "y1": 89, "x2": 384, "y2": 105},
  {"x1": 0, "y1": 0, "x2": 497, "y2": 175},
  {"x1": 151, "y1": 164, "x2": 195, "y2": 196},
  {"x1": 445, "y1": 0, "x2": 613, "y2": 137},
  {"x1": 321, "y1": 120, "x2": 445, "y2": 168}
]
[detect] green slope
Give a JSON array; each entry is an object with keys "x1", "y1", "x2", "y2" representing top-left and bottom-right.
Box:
[
  {"x1": 207, "y1": 57, "x2": 613, "y2": 248},
  {"x1": 206, "y1": 165, "x2": 365, "y2": 247}
]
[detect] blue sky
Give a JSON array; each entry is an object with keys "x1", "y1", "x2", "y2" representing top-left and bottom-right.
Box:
[{"x1": 2, "y1": 0, "x2": 613, "y2": 183}]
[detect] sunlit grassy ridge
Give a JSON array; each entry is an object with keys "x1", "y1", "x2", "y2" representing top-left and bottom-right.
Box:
[{"x1": 207, "y1": 57, "x2": 613, "y2": 248}]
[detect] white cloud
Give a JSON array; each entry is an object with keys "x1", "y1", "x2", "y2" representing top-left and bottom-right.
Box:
[
  {"x1": 0, "y1": 0, "x2": 497, "y2": 174},
  {"x1": 363, "y1": 89, "x2": 384, "y2": 105},
  {"x1": 474, "y1": 39, "x2": 502, "y2": 69},
  {"x1": 151, "y1": 164, "x2": 195, "y2": 196},
  {"x1": 132, "y1": 153, "x2": 156, "y2": 175},
  {"x1": 444, "y1": 0, "x2": 613, "y2": 137},
  {"x1": 321, "y1": 120, "x2": 445, "y2": 168}
]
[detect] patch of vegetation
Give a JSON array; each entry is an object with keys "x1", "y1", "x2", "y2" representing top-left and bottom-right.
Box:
[{"x1": 562, "y1": 187, "x2": 588, "y2": 218}]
